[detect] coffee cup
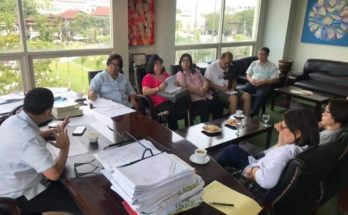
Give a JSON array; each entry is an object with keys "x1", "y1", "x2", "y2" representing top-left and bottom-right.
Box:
[
  {"x1": 195, "y1": 148, "x2": 207, "y2": 163},
  {"x1": 88, "y1": 131, "x2": 98, "y2": 144},
  {"x1": 235, "y1": 110, "x2": 243, "y2": 117}
]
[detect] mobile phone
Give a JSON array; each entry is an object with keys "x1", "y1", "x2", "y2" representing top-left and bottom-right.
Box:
[{"x1": 72, "y1": 126, "x2": 86, "y2": 136}]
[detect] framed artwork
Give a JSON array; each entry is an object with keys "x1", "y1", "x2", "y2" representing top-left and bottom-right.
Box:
[
  {"x1": 128, "y1": 0, "x2": 155, "y2": 46},
  {"x1": 301, "y1": 0, "x2": 348, "y2": 47}
]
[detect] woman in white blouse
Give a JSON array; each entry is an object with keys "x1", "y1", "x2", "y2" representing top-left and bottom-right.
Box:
[{"x1": 217, "y1": 108, "x2": 319, "y2": 189}]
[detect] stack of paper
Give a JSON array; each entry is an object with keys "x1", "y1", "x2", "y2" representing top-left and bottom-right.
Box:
[
  {"x1": 164, "y1": 75, "x2": 182, "y2": 93},
  {"x1": 52, "y1": 101, "x2": 82, "y2": 119},
  {"x1": 96, "y1": 140, "x2": 204, "y2": 215}
]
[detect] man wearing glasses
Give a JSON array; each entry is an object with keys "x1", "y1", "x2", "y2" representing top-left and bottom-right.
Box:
[
  {"x1": 239, "y1": 47, "x2": 279, "y2": 117},
  {"x1": 88, "y1": 53, "x2": 139, "y2": 109}
]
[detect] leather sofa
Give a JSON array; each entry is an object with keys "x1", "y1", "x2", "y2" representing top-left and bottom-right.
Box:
[
  {"x1": 295, "y1": 59, "x2": 348, "y2": 97},
  {"x1": 229, "y1": 56, "x2": 258, "y2": 84}
]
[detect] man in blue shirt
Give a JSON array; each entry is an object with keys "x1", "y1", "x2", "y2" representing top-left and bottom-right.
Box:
[
  {"x1": 240, "y1": 47, "x2": 279, "y2": 116},
  {"x1": 88, "y1": 53, "x2": 139, "y2": 109},
  {"x1": 0, "y1": 88, "x2": 81, "y2": 214}
]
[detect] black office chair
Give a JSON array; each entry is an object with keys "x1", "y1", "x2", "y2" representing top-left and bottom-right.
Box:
[
  {"x1": 87, "y1": 70, "x2": 102, "y2": 84},
  {"x1": 319, "y1": 126, "x2": 348, "y2": 206},
  {"x1": 0, "y1": 197, "x2": 20, "y2": 215},
  {"x1": 259, "y1": 138, "x2": 347, "y2": 215}
]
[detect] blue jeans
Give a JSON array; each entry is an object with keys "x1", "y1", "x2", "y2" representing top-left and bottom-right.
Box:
[
  {"x1": 216, "y1": 145, "x2": 250, "y2": 170},
  {"x1": 240, "y1": 83, "x2": 272, "y2": 116}
]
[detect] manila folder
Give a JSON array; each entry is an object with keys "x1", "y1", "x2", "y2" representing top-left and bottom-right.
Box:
[{"x1": 203, "y1": 180, "x2": 262, "y2": 215}]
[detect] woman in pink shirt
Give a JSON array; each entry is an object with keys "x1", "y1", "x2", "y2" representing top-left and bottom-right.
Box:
[
  {"x1": 176, "y1": 53, "x2": 222, "y2": 122},
  {"x1": 142, "y1": 55, "x2": 179, "y2": 130}
]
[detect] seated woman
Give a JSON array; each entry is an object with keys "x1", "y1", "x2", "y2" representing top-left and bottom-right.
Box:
[
  {"x1": 142, "y1": 54, "x2": 180, "y2": 130},
  {"x1": 175, "y1": 53, "x2": 223, "y2": 122},
  {"x1": 217, "y1": 108, "x2": 319, "y2": 192},
  {"x1": 318, "y1": 98, "x2": 348, "y2": 144}
]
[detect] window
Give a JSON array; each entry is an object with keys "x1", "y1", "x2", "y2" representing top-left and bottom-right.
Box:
[
  {"x1": 0, "y1": 60, "x2": 23, "y2": 95},
  {"x1": 175, "y1": 0, "x2": 260, "y2": 64},
  {"x1": 34, "y1": 55, "x2": 108, "y2": 93},
  {"x1": 0, "y1": 0, "x2": 112, "y2": 96}
]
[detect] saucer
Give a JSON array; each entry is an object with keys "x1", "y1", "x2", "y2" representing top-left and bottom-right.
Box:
[
  {"x1": 233, "y1": 114, "x2": 245, "y2": 119},
  {"x1": 189, "y1": 154, "x2": 210, "y2": 165}
]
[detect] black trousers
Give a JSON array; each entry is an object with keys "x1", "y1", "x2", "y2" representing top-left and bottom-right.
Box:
[{"x1": 17, "y1": 181, "x2": 82, "y2": 215}]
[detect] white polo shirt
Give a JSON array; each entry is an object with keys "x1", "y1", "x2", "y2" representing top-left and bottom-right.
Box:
[
  {"x1": 204, "y1": 60, "x2": 229, "y2": 87},
  {"x1": 246, "y1": 60, "x2": 279, "y2": 80},
  {"x1": 0, "y1": 111, "x2": 54, "y2": 200}
]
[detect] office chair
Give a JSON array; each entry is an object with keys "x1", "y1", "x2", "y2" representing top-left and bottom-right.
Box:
[
  {"x1": 0, "y1": 197, "x2": 20, "y2": 215},
  {"x1": 88, "y1": 70, "x2": 102, "y2": 84},
  {"x1": 260, "y1": 138, "x2": 346, "y2": 215},
  {"x1": 319, "y1": 126, "x2": 348, "y2": 206}
]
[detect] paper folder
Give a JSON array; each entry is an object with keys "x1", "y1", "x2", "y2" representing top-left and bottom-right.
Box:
[{"x1": 203, "y1": 180, "x2": 262, "y2": 215}]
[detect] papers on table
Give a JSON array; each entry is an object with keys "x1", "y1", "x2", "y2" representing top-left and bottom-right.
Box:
[
  {"x1": 203, "y1": 180, "x2": 262, "y2": 215},
  {"x1": 47, "y1": 136, "x2": 88, "y2": 158},
  {"x1": 290, "y1": 88, "x2": 313, "y2": 96},
  {"x1": 90, "y1": 98, "x2": 135, "y2": 118},
  {"x1": 164, "y1": 75, "x2": 182, "y2": 93},
  {"x1": 0, "y1": 91, "x2": 24, "y2": 105},
  {"x1": 94, "y1": 139, "x2": 161, "y2": 169},
  {"x1": 98, "y1": 139, "x2": 204, "y2": 215}
]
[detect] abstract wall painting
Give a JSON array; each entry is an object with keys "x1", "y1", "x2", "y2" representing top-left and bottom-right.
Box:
[
  {"x1": 128, "y1": 0, "x2": 155, "y2": 46},
  {"x1": 301, "y1": 0, "x2": 348, "y2": 47}
]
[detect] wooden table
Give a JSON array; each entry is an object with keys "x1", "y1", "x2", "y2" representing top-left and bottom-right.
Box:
[
  {"x1": 63, "y1": 112, "x2": 255, "y2": 215},
  {"x1": 176, "y1": 115, "x2": 273, "y2": 151},
  {"x1": 271, "y1": 86, "x2": 332, "y2": 119}
]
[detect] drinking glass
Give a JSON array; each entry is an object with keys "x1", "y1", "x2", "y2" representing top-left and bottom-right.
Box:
[
  {"x1": 236, "y1": 122, "x2": 243, "y2": 136},
  {"x1": 262, "y1": 113, "x2": 270, "y2": 126}
]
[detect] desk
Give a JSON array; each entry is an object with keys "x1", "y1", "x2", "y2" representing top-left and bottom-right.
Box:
[
  {"x1": 63, "y1": 112, "x2": 254, "y2": 215},
  {"x1": 176, "y1": 116, "x2": 273, "y2": 151}
]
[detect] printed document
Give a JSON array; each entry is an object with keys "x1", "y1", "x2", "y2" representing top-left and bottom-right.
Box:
[{"x1": 164, "y1": 75, "x2": 182, "y2": 93}]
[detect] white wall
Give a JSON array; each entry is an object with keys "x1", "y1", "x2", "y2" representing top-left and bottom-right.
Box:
[
  {"x1": 287, "y1": 0, "x2": 348, "y2": 75},
  {"x1": 261, "y1": 0, "x2": 293, "y2": 65}
]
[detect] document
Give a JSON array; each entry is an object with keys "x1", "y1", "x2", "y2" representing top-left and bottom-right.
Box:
[
  {"x1": 290, "y1": 88, "x2": 313, "y2": 96},
  {"x1": 164, "y1": 75, "x2": 182, "y2": 93},
  {"x1": 94, "y1": 139, "x2": 162, "y2": 169},
  {"x1": 203, "y1": 180, "x2": 262, "y2": 215}
]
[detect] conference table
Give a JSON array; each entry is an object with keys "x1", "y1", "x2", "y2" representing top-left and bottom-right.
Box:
[{"x1": 62, "y1": 112, "x2": 256, "y2": 215}]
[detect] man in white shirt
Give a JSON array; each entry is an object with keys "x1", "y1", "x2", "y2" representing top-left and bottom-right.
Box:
[
  {"x1": 0, "y1": 88, "x2": 81, "y2": 214},
  {"x1": 240, "y1": 47, "x2": 279, "y2": 116},
  {"x1": 204, "y1": 52, "x2": 251, "y2": 115}
]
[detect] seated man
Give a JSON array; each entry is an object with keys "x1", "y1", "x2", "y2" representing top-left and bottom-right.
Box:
[
  {"x1": 0, "y1": 88, "x2": 81, "y2": 214},
  {"x1": 88, "y1": 53, "x2": 139, "y2": 109},
  {"x1": 204, "y1": 51, "x2": 251, "y2": 115},
  {"x1": 240, "y1": 47, "x2": 279, "y2": 116}
]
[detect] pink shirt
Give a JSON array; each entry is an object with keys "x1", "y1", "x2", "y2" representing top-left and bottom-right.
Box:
[
  {"x1": 142, "y1": 72, "x2": 170, "y2": 107},
  {"x1": 176, "y1": 69, "x2": 213, "y2": 102}
]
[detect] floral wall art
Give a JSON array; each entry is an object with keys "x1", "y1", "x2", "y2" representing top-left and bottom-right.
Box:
[
  {"x1": 128, "y1": 0, "x2": 155, "y2": 46},
  {"x1": 301, "y1": 0, "x2": 348, "y2": 47}
]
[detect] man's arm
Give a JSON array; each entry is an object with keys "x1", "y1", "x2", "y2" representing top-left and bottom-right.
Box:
[{"x1": 43, "y1": 129, "x2": 70, "y2": 180}]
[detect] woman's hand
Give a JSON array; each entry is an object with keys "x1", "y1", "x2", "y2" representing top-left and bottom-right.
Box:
[{"x1": 159, "y1": 82, "x2": 167, "y2": 91}]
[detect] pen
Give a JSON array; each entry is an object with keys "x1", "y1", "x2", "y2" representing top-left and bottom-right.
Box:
[{"x1": 209, "y1": 202, "x2": 234, "y2": 207}]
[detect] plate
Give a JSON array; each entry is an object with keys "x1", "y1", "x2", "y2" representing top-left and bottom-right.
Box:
[
  {"x1": 225, "y1": 119, "x2": 238, "y2": 126},
  {"x1": 202, "y1": 124, "x2": 222, "y2": 133},
  {"x1": 189, "y1": 154, "x2": 210, "y2": 165}
]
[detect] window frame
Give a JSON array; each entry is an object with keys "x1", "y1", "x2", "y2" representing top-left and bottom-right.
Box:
[{"x1": 0, "y1": 0, "x2": 115, "y2": 93}]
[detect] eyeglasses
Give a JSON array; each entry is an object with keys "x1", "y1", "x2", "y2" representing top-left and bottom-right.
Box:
[
  {"x1": 323, "y1": 109, "x2": 331, "y2": 114},
  {"x1": 110, "y1": 62, "x2": 121, "y2": 67},
  {"x1": 74, "y1": 159, "x2": 98, "y2": 178},
  {"x1": 279, "y1": 123, "x2": 289, "y2": 131}
]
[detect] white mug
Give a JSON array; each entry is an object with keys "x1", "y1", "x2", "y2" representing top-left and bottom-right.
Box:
[
  {"x1": 195, "y1": 148, "x2": 207, "y2": 163},
  {"x1": 88, "y1": 131, "x2": 98, "y2": 144},
  {"x1": 235, "y1": 110, "x2": 243, "y2": 117}
]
